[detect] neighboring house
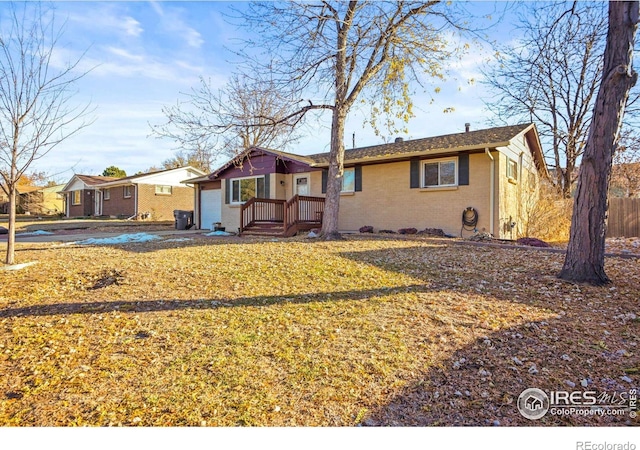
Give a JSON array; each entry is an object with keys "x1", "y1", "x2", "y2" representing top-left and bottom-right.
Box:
[
  {"x1": 186, "y1": 123, "x2": 548, "y2": 238},
  {"x1": 19, "y1": 184, "x2": 66, "y2": 215},
  {"x1": 0, "y1": 188, "x2": 8, "y2": 214},
  {"x1": 61, "y1": 167, "x2": 205, "y2": 220},
  {"x1": 0, "y1": 184, "x2": 65, "y2": 215},
  {"x1": 60, "y1": 175, "x2": 118, "y2": 217}
]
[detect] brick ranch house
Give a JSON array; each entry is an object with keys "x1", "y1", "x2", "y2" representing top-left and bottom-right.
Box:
[
  {"x1": 186, "y1": 123, "x2": 548, "y2": 238},
  {"x1": 61, "y1": 167, "x2": 205, "y2": 220}
]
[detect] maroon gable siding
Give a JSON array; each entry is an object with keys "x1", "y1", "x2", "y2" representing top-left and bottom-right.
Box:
[
  {"x1": 218, "y1": 152, "x2": 318, "y2": 179},
  {"x1": 221, "y1": 154, "x2": 282, "y2": 179},
  {"x1": 275, "y1": 158, "x2": 318, "y2": 174}
]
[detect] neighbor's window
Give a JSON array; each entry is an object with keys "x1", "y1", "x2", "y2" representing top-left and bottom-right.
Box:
[
  {"x1": 422, "y1": 158, "x2": 457, "y2": 187},
  {"x1": 341, "y1": 168, "x2": 355, "y2": 193},
  {"x1": 155, "y1": 185, "x2": 172, "y2": 195},
  {"x1": 103, "y1": 188, "x2": 110, "y2": 200},
  {"x1": 72, "y1": 190, "x2": 81, "y2": 205},
  {"x1": 507, "y1": 157, "x2": 518, "y2": 180},
  {"x1": 123, "y1": 186, "x2": 132, "y2": 198},
  {"x1": 231, "y1": 176, "x2": 265, "y2": 203}
]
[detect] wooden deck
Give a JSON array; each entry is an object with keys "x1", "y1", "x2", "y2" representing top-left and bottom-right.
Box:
[{"x1": 240, "y1": 195, "x2": 324, "y2": 237}]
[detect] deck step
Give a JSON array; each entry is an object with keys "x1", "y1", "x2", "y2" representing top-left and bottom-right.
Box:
[{"x1": 241, "y1": 226, "x2": 285, "y2": 236}]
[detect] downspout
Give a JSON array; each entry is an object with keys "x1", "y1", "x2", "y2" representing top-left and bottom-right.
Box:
[
  {"x1": 195, "y1": 185, "x2": 201, "y2": 229},
  {"x1": 485, "y1": 148, "x2": 495, "y2": 236},
  {"x1": 134, "y1": 184, "x2": 138, "y2": 218},
  {"x1": 518, "y1": 151, "x2": 524, "y2": 237}
]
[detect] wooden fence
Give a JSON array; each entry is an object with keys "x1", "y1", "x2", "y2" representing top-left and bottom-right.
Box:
[{"x1": 607, "y1": 198, "x2": 640, "y2": 237}]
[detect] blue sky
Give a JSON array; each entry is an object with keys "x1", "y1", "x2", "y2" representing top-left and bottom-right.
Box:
[{"x1": 10, "y1": 1, "x2": 517, "y2": 180}]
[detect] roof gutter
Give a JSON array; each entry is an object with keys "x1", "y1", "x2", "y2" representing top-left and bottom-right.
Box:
[{"x1": 309, "y1": 141, "x2": 513, "y2": 168}]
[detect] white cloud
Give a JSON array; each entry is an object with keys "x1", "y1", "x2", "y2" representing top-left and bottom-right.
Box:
[
  {"x1": 106, "y1": 46, "x2": 144, "y2": 62},
  {"x1": 150, "y1": 2, "x2": 204, "y2": 49},
  {"x1": 121, "y1": 16, "x2": 143, "y2": 38},
  {"x1": 66, "y1": 5, "x2": 143, "y2": 39}
]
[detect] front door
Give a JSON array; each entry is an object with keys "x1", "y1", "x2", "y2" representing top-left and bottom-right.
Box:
[
  {"x1": 94, "y1": 190, "x2": 101, "y2": 216},
  {"x1": 294, "y1": 175, "x2": 310, "y2": 196}
]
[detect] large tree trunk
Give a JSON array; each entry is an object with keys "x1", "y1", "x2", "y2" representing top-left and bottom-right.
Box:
[
  {"x1": 559, "y1": 2, "x2": 638, "y2": 285},
  {"x1": 321, "y1": 108, "x2": 346, "y2": 240}
]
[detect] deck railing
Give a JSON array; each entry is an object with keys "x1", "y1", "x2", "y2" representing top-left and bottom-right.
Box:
[
  {"x1": 239, "y1": 197, "x2": 285, "y2": 234},
  {"x1": 240, "y1": 195, "x2": 325, "y2": 236},
  {"x1": 284, "y1": 195, "x2": 325, "y2": 233}
]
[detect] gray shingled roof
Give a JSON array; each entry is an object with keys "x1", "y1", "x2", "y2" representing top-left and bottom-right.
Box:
[
  {"x1": 76, "y1": 175, "x2": 118, "y2": 186},
  {"x1": 307, "y1": 123, "x2": 534, "y2": 164}
]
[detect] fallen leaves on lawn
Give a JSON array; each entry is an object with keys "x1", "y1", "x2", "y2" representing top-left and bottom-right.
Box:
[{"x1": 0, "y1": 234, "x2": 637, "y2": 426}]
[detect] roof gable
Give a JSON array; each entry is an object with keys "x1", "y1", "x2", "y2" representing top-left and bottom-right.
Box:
[
  {"x1": 61, "y1": 174, "x2": 117, "y2": 192},
  {"x1": 94, "y1": 166, "x2": 206, "y2": 187},
  {"x1": 211, "y1": 147, "x2": 315, "y2": 179}
]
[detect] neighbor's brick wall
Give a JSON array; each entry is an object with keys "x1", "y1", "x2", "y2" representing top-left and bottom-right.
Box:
[
  {"x1": 137, "y1": 184, "x2": 194, "y2": 221},
  {"x1": 101, "y1": 186, "x2": 136, "y2": 218},
  {"x1": 68, "y1": 190, "x2": 95, "y2": 217},
  {"x1": 308, "y1": 154, "x2": 496, "y2": 237}
]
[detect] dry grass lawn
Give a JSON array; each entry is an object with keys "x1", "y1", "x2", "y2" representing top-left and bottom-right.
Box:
[{"x1": 0, "y1": 234, "x2": 638, "y2": 426}]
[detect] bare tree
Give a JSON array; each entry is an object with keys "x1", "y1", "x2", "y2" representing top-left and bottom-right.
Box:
[
  {"x1": 232, "y1": 1, "x2": 481, "y2": 239},
  {"x1": 161, "y1": 146, "x2": 212, "y2": 173},
  {"x1": 0, "y1": 3, "x2": 92, "y2": 264},
  {"x1": 559, "y1": 1, "x2": 638, "y2": 285},
  {"x1": 150, "y1": 74, "x2": 302, "y2": 166},
  {"x1": 483, "y1": 2, "x2": 608, "y2": 197},
  {"x1": 610, "y1": 129, "x2": 640, "y2": 197}
]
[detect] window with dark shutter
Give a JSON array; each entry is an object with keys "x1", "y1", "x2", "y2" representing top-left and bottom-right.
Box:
[
  {"x1": 321, "y1": 169, "x2": 328, "y2": 194},
  {"x1": 264, "y1": 173, "x2": 271, "y2": 198},
  {"x1": 410, "y1": 159, "x2": 420, "y2": 188},
  {"x1": 354, "y1": 165, "x2": 362, "y2": 192},
  {"x1": 458, "y1": 153, "x2": 469, "y2": 186}
]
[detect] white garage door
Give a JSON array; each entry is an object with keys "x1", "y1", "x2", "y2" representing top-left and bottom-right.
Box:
[{"x1": 200, "y1": 189, "x2": 222, "y2": 230}]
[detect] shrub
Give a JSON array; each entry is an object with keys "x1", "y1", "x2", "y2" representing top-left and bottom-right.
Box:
[{"x1": 520, "y1": 181, "x2": 572, "y2": 243}]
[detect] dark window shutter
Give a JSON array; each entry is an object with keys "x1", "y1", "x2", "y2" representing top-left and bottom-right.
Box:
[
  {"x1": 410, "y1": 159, "x2": 420, "y2": 188},
  {"x1": 321, "y1": 169, "x2": 328, "y2": 194},
  {"x1": 354, "y1": 165, "x2": 362, "y2": 192},
  {"x1": 264, "y1": 173, "x2": 270, "y2": 198},
  {"x1": 225, "y1": 179, "x2": 231, "y2": 204},
  {"x1": 458, "y1": 153, "x2": 469, "y2": 186}
]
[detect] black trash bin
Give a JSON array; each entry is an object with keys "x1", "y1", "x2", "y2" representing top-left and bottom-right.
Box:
[{"x1": 173, "y1": 210, "x2": 194, "y2": 230}]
